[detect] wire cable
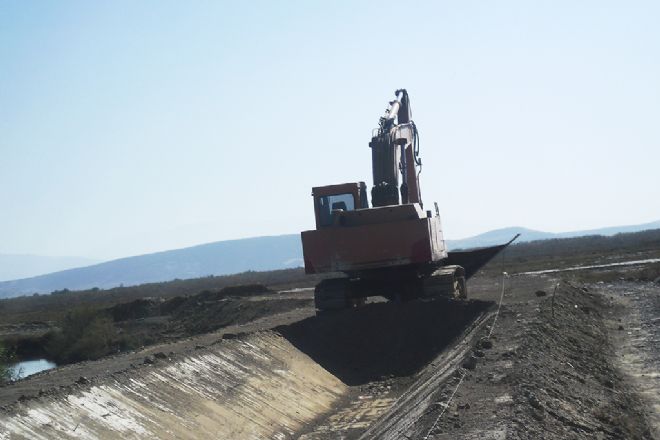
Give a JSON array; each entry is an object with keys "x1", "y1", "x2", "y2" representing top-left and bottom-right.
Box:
[
  {"x1": 489, "y1": 272, "x2": 509, "y2": 339},
  {"x1": 422, "y1": 370, "x2": 467, "y2": 440},
  {"x1": 422, "y1": 271, "x2": 509, "y2": 439}
]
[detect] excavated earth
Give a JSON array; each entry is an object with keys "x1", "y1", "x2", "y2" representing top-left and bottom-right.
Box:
[{"x1": 0, "y1": 271, "x2": 657, "y2": 439}]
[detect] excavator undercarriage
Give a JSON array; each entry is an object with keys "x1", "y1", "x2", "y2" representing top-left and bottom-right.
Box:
[{"x1": 314, "y1": 265, "x2": 467, "y2": 312}]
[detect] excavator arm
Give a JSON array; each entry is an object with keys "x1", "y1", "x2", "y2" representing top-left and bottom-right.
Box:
[{"x1": 369, "y1": 89, "x2": 422, "y2": 207}]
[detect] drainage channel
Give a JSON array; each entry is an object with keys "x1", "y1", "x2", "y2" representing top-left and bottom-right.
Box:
[{"x1": 1, "y1": 298, "x2": 492, "y2": 439}]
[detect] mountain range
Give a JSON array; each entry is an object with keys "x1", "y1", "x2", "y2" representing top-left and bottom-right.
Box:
[
  {"x1": 0, "y1": 254, "x2": 100, "y2": 283},
  {"x1": 445, "y1": 220, "x2": 660, "y2": 249},
  {"x1": 1, "y1": 219, "x2": 659, "y2": 299}
]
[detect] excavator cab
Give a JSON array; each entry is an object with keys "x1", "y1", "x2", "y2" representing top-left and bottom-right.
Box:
[{"x1": 312, "y1": 182, "x2": 368, "y2": 228}]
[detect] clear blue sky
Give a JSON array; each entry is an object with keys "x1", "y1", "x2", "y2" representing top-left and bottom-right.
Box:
[{"x1": 1, "y1": 1, "x2": 659, "y2": 260}]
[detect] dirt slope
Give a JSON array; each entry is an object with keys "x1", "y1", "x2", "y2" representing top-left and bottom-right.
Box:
[{"x1": 359, "y1": 276, "x2": 654, "y2": 439}]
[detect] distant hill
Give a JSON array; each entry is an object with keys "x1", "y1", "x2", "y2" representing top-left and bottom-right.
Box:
[
  {"x1": 1, "y1": 220, "x2": 659, "y2": 298},
  {"x1": 446, "y1": 220, "x2": 660, "y2": 250},
  {"x1": 0, "y1": 254, "x2": 100, "y2": 282},
  {"x1": 0, "y1": 235, "x2": 302, "y2": 298}
]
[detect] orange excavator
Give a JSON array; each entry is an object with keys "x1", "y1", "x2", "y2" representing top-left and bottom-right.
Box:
[{"x1": 301, "y1": 90, "x2": 516, "y2": 312}]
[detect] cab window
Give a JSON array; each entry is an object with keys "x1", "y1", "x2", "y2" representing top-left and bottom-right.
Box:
[{"x1": 318, "y1": 193, "x2": 355, "y2": 226}]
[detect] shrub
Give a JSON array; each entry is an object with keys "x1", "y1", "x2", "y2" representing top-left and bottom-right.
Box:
[
  {"x1": 45, "y1": 307, "x2": 121, "y2": 363},
  {"x1": 0, "y1": 342, "x2": 16, "y2": 383}
]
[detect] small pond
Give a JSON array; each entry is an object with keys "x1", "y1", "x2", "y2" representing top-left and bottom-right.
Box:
[{"x1": 9, "y1": 359, "x2": 57, "y2": 380}]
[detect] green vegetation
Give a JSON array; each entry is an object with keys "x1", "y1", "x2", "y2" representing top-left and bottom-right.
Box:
[
  {"x1": 44, "y1": 307, "x2": 132, "y2": 364},
  {"x1": 36, "y1": 284, "x2": 302, "y2": 365},
  {"x1": 0, "y1": 342, "x2": 15, "y2": 383}
]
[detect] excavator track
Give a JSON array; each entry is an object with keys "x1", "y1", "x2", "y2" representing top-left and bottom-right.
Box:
[
  {"x1": 422, "y1": 265, "x2": 467, "y2": 299},
  {"x1": 314, "y1": 278, "x2": 350, "y2": 311},
  {"x1": 314, "y1": 266, "x2": 468, "y2": 314}
]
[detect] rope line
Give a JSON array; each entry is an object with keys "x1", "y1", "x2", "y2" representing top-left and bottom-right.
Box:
[
  {"x1": 422, "y1": 370, "x2": 466, "y2": 439},
  {"x1": 488, "y1": 272, "x2": 508, "y2": 339},
  {"x1": 422, "y1": 271, "x2": 509, "y2": 439}
]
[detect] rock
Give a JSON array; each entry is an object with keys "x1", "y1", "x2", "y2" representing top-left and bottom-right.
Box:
[
  {"x1": 462, "y1": 355, "x2": 478, "y2": 370},
  {"x1": 474, "y1": 349, "x2": 485, "y2": 358},
  {"x1": 458, "y1": 402, "x2": 471, "y2": 410},
  {"x1": 222, "y1": 333, "x2": 238, "y2": 340},
  {"x1": 153, "y1": 352, "x2": 167, "y2": 359},
  {"x1": 195, "y1": 345, "x2": 204, "y2": 350},
  {"x1": 503, "y1": 348, "x2": 517, "y2": 358},
  {"x1": 531, "y1": 409, "x2": 545, "y2": 420},
  {"x1": 527, "y1": 393, "x2": 543, "y2": 410},
  {"x1": 618, "y1": 325, "x2": 624, "y2": 331},
  {"x1": 535, "y1": 290, "x2": 547, "y2": 297},
  {"x1": 143, "y1": 356, "x2": 155, "y2": 365},
  {"x1": 75, "y1": 376, "x2": 89, "y2": 385}
]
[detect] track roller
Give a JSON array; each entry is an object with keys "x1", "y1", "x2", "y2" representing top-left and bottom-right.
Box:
[{"x1": 422, "y1": 265, "x2": 467, "y2": 299}]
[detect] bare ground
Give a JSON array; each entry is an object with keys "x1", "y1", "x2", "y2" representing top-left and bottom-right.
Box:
[{"x1": 1, "y1": 270, "x2": 657, "y2": 439}]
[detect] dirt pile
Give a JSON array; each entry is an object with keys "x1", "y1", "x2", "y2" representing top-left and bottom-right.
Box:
[
  {"x1": 109, "y1": 283, "x2": 274, "y2": 322},
  {"x1": 170, "y1": 296, "x2": 311, "y2": 335},
  {"x1": 106, "y1": 284, "x2": 314, "y2": 353},
  {"x1": 506, "y1": 282, "x2": 652, "y2": 439},
  {"x1": 376, "y1": 277, "x2": 655, "y2": 439}
]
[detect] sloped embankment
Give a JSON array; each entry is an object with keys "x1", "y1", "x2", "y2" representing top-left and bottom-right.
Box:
[{"x1": 0, "y1": 332, "x2": 346, "y2": 438}]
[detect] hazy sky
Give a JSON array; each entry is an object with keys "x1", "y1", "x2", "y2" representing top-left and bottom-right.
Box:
[{"x1": 2, "y1": 1, "x2": 659, "y2": 260}]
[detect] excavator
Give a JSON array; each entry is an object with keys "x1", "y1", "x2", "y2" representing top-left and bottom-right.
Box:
[{"x1": 301, "y1": 89, "x2": 517, "y2": 312}]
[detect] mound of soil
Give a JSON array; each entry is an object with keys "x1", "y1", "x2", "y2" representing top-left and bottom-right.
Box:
[
  {"x1": 110, "y1": 284, "x2": 275, "y2": 322},
  {"x1": 506, "y1": 283, "x2": 652, "y2": 439},
  {"x1": 398, "y1": 277, "x2": 655, "y2": 440},
  {"x1": 171, "y1": 298, "x2": 312, "y2": 335}
]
